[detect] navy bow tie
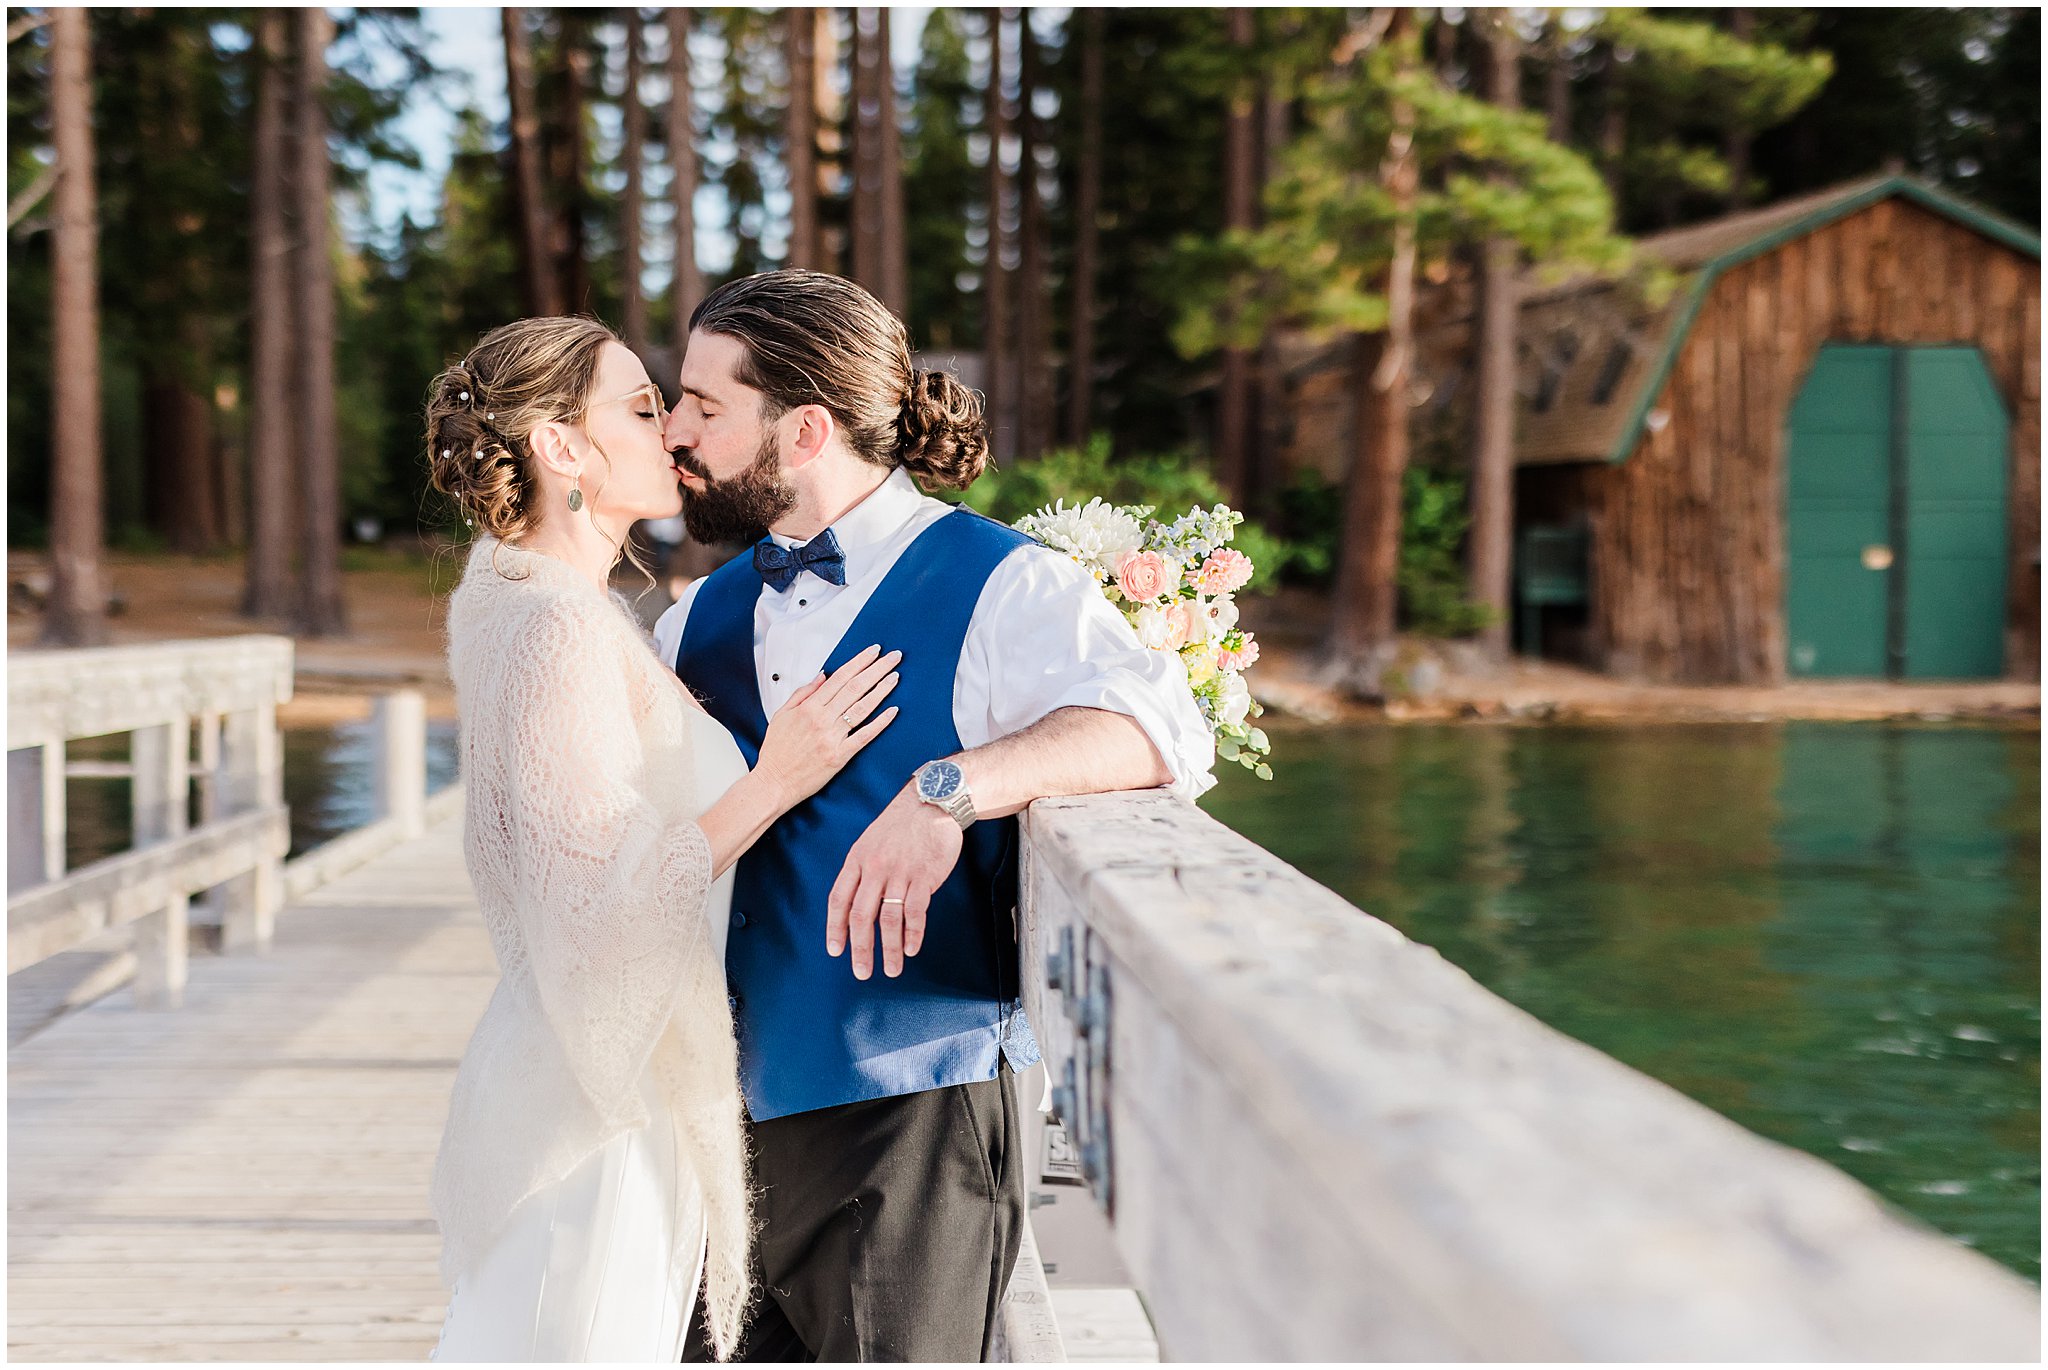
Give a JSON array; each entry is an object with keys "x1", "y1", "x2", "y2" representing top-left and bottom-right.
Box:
[{"x1": 753, "y1": 528, "x2": 847, "y2": 593}]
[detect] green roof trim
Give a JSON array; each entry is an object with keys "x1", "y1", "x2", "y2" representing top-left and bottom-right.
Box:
[{"x1": 1606, "y1": 176, "x2": 2041, "y2": 464}]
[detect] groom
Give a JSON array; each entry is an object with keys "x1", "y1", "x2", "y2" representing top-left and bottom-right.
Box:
[{"x1": 656, "y1": 270, "x2": 1214, "y2": 1362}]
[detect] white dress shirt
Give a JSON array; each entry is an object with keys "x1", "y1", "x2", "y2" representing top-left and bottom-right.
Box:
[{"x1": 652, "y1": 467, "x2": 1218, "y2": 802}]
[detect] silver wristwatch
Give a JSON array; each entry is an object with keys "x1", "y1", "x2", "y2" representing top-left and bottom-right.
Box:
[{"x1": 912, "y1": 759, "x2": 976, "y2": 829}]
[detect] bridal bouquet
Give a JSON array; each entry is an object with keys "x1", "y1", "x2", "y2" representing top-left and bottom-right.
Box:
[{"x1": 1014, "y1": 498, "x2": 1273, "y2": 779}]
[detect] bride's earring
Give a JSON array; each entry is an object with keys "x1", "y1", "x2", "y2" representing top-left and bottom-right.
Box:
[{"x1": 567, "y1": 473, "x2": 585, "y2": 513}]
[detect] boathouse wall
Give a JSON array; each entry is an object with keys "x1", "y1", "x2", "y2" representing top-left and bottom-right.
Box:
[{"x1": 1554, "y1": 197, "x2": 2040, "y2": 684}]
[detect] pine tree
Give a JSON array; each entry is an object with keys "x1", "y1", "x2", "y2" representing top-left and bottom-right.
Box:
[
  {"x1": 619, "y1": 8, "x2": 649, "y2": 353},
  {"x1": 293, "y1": 5, "x2": 345, "y2": 636},
  {"x1": 243, "y1": 8, "x2": 295, "y2": 619},
  {"x1": 1175, "y1": 10, "x2": 1631, "y2": 691},
  {"x1": 902, "y1": 9, "x2": 979, "y2": 352},
  {"x1": 43, "y1": 6, "x2": 107, "y2": 646},
  {"x1": 502, "y1": 8, "x2": 558, "y2": 315}
]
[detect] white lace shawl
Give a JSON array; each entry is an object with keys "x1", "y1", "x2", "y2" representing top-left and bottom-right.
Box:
[{"x1": 430, "y1": 539, "x2": 751, "y2": 1358}]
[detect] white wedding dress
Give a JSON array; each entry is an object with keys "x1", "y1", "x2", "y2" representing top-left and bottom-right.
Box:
[{"x1": 433, "y1": 703, "x2": 749, "y2": 1362}]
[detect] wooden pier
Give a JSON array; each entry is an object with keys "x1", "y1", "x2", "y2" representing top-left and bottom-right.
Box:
[
  {"x1": 9, "y1": 812, "x2": 474, "y2": 1360},
  {"x1": 8, "y1": 637, "x2": 2036, "y2": 1362}
]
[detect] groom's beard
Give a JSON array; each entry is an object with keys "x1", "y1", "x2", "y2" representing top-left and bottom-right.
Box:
[{"x1": 675, "y1": 429, "x2": 798, "y2": 546}]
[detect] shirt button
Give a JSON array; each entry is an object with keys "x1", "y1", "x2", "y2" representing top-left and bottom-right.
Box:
[
  {"x1": 798, "y1": 599, "x2": 807, "y2": 607},
  {"x1": 771, "y1": 673, "x2": 780, "y2": 682},
  {"x1": 731, "y1": 909, "x2": 748, "y2": 929}
]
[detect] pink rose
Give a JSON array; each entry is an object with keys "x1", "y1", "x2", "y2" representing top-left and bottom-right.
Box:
[
  {"x1": 1196, "y1": 549, "x2": 1254, "y2": 595},
  {"x1": 1217, "y1": 634, "x2": 1261, "y2": 672},
  {"x1": 1116, "y1": 550, "x2": 1170, "y2": 603},
  {"x1": 1162, "y1": 602, "x2": 1194, "y2": 651}
]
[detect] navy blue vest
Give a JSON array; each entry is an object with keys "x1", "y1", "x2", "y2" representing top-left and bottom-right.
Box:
[{"x1": 676, "y1": 507, "x2": 1042, "y2": 1120}]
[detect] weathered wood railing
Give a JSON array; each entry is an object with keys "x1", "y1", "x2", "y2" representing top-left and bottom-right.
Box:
[
  {"x1": 1019, "y1": 790, "x2": 2039, "y2": 1362},
  {"x1": 6, "y1": 637, "x2": 452, "y2": 1012},
  {"x1": 8, "y1": 638, "x2": 294, "y2": 1007}
]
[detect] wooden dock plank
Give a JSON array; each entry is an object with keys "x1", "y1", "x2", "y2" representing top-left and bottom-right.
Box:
[
  {"x1": 9, "y1": 815, "x2": 490, "y2": 1363},
  {"x1": 12, "y1": 810, "x2": 1139, "y2": 1362}
]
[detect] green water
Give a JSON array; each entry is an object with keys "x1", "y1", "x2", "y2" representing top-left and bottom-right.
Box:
[{"x1": 1203, "y1": 720, "x2": 2041, "y2": 1280}]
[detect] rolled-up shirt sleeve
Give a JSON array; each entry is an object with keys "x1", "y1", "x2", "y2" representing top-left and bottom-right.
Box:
[{"x1": 960, "y1": 543, "x2": 1218, "y2": 803}]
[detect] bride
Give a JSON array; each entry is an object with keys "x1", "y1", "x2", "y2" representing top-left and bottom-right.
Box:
[{"x1": 421, "y1": 317, "x2": 902, "y2": 1362}]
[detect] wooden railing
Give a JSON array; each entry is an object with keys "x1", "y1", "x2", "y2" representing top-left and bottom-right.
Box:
[
  {"x1": 8, "y1": 638, "x2": 294, "y2": 1007},
  {"x1": 1018, "y1": 790, "x2": 2040, "y2": 1361},
  {"x1": 6, "y1": 637, "x2": 451, "y2": 1011}
]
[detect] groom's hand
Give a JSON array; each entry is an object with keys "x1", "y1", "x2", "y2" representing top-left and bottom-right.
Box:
[{"x1": 826, "y1": 784, "x2": 964, "y2": 980}]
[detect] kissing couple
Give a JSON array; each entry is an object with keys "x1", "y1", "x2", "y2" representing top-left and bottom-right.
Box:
[{"x1": 423, "y1": 271, "x2": 1215, "y2": 1362}]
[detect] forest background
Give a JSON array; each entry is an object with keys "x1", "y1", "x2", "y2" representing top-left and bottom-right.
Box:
[{"x1": 7, "y1": 6, "x2": 2040, "y2": 680}]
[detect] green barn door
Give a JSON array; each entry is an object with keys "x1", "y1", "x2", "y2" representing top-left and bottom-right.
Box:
[
  {"x1": 1901, "y1": 347, "x2": 2008, "y2": 678},
  {"x1": 1785, "y1": 344, "x2": 2009, "y2": 679},
  {"x1": 1786, "y1": 346, "x2": 1893, "y2": 677}
]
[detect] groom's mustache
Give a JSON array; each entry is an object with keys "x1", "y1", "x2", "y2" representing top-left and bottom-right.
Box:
[{"x1": 670, "y1": 448, "x2": 713, "y2": 482}]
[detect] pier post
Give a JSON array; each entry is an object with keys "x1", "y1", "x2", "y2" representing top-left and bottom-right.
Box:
[
  {"x1": 130, "y1": 715, "x2": 192, "y2": 1008},
  {"x1": 217, "y1": 703, "x2": 285, "y2": 953},
  {"x1": 373, "y1": 690, "x2": 427, "y2": 840}
]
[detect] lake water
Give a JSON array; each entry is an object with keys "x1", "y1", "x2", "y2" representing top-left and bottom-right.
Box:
[{"x1": 1201, "y1": 720, "x2": 2041, "y2": 1280}]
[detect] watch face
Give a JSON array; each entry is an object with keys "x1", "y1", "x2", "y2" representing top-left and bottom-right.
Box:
[{"x1": 918, "y1": 760, "x2": 964, "y2": 802}]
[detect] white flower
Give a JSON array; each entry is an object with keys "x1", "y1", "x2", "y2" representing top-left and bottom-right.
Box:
[
  {"x1": 1132, "y1": 604, "x2": 1173, "y2": 650},
  {"x1": 1217, "y1": 672, "x2": 1252, "y2": 726},
  {"x1": 1204, "y1": 594, "x2": 1240, "y2": 635},
  {"x1": 1016, "y1": 498, "x2": 1144, "y2": 577}
]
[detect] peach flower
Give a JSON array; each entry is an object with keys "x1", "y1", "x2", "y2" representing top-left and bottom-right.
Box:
[
  {"x1": 1161, "y1": 602, "x2": 1194, "y2": 651},
  {"x1": 1115, "y1": 550, "x2": 1171, "y2": 603},
  {"x1": 1217, "y1": 634, "x2": 1261, "y2": 672},
  {"x1": 1195, "y1": 549, "x2": 1254, "y2": 595}
]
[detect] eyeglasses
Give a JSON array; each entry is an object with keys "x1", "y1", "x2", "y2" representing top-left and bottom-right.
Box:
[{"x1": 593, "y1": 383, "x2": 669, "y2": 429}]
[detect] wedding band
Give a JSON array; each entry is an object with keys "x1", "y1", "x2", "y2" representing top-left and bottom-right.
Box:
[{"x1": 880, "y1": 897, "x2": 905, "y2": 905}]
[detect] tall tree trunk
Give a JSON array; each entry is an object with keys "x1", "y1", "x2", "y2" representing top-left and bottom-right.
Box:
[
  {"x1": 1327, "y1": 11, "x2": 1416, "y2": 690},
  {"x1": 1544, "y1": 20, "x2": 1572, "y2": 143},
  {"x1": 876, "y1": 8, "x2": 907, "y2": 318},
  {"x1": 1251, "y1": 72, "x2": 1291, "y2": 519},
  {"x1": 1469, "y1": 17, "x2": 1521, "y2": 661},
  {"x1": 502, "y1": 8, "x2": 559, "y2": 315},
  {"x1": 557, "y1": 16, "x2": 592, "y2": 314},
  {"x1": 981, "y1": 8, "x2": 1013, "y2": 463},
  {"x1": 1064, "y1": 7, "x2": 1103, "y2": 446},
  {"x1": 139, "y1": 45, "x2": 222, "y2": 555},
  {"x1": 620, "y1": 9, "x2": 648, "y2": 352},
  {"x1": 850, "y1": 9, "x2": 884, "y2": 293},
  {"x1": 668, "y1": 8, "x2": 703, "y2": 346},
  {"x1": 294, "y1": 6, "x2": 345, "y2": 636},
  {"x1": 43, "y1": 6, "x2": 107, "y2": 647},
  {"x1": 783, "y1": 7, "x2": 818, "y2": 270},
  {"x1": 1723, "y1": 7, "x2": 1753, "y2": 208},
  {"x1": 1599, "y1": 45, "x2": 1626, "y2": 200},
  {"x1": 1215, "y1": 6, "x2": 1257, "y2": 503},
  {"x1": 1015, "y1": 11, "x2": 1052, "y2": 457}
]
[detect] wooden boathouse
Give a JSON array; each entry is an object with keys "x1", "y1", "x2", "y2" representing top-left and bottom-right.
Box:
[
  {"x1": 1272, "y1": 174, "x2": 2041, "y2": 685},
  {"x1": 1511, "y1": 174, "x2": 2040, "y2": 684}
]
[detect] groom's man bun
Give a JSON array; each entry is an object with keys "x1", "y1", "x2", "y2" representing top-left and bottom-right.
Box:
[{"x1": 689, "y1": 270, "x2": 990, "y2": 491}]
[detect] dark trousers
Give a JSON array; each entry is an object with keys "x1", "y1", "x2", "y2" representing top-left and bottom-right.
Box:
[{"x1": 684, "y1": 1067, "x2": 1025, "y2": 1363}]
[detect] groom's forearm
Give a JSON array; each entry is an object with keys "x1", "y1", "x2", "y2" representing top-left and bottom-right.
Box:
[{"x1": 951, "y1": 706, "x2": 1171, "y2": 820}]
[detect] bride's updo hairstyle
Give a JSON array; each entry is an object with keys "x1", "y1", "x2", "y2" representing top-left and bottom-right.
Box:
[
  {"x1": 687, "y1": 269, "x2": 989, "y2": 490},
  {"x1": 424, "y1": 316, "x2": 620, "y2": 542}
]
